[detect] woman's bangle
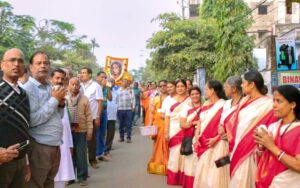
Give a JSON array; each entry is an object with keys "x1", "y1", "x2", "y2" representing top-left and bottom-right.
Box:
[
  {"x1": 278, "y1": 151, "x2": 286, "y2": 161},
  {"x1": 276, "y1": 149, "x2": 282, "y2": 158}
]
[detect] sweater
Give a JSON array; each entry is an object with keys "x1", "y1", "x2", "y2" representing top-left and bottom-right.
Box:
[
  {"x1": 67, "y1": 94, "x2": 93, "y2": 134},
  {"x1": 0, "y1": 79, "x2": 31, "y2": 159}
]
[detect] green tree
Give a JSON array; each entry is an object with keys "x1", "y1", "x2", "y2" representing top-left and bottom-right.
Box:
[
  {"x1": 0, "y1": 1, "x2": 100, "y2": 75},
  {"x1": 0, "y1": 1, "x2": 35, "y2": 61},
  {"x1": 91, "y1": 37, "x2": 100, "y2": 56},
  {"x1": 140, "y1": 62, "x2": 157, "y2": 82},
  {"x1": 130, "y1": 68, "x2": 142, "y2": 82},
  {"x1": 201, "y1": 0, "x2": 257, "y2": 81},
  {"x1": 34, "y1": 19, "x2": 99, "y2": 73},
  {"x1": 146, "y1": 13, "x2": 217, "y2": 80},
  {"x1": 34, "y1": 19, "x2": 76, "y2": 60}
]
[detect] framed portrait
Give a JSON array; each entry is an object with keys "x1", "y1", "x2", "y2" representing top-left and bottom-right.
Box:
[{"x1": 104, "y1": 56, "x2": 132, "y2": 85}]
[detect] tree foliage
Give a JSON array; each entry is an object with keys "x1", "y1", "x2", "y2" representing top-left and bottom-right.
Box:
[
  {"x1": 91, "y1": 37, "x2": 100, "y2": 55},
  {"x1": 0, "y1": 1, "x2": 35, "y2": 61},
  {"x1": 146, "y1": 13, "x2": 217, "y2": 80},
  {"x1": 145, "y1": 0, "x2": 257, "y2": 82},
  {"x1": 0, "y1": 1, "x2": 100, "y2": 74},
  {"x1": 201, "y1": 0, "x2": 257, "y2": 81}
]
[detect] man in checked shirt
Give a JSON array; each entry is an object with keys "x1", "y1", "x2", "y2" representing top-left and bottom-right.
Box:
[{"x1": 116, "y1": 79, "x2": 135, "y2": 143}]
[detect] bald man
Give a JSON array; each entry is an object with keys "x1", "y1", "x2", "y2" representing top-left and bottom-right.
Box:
[{"x1": 0, "y1": 48, "x2": 31, "y2": 188}]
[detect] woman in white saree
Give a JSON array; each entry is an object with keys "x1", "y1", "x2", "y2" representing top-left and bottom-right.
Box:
[
  {"x1": 166, "y1": 79, "x2": 190, "y2": 185},
  {"x1": 255, "y1": 85, "x2": 300, "y2": 188},
  {"x1": 179, "y1": 86, "x2": 202, "y2": 188},
  {"x1": 193, "y1": 80, "x2": 226, "y2": 188},
  {"x1": 210, "y1": 76, "x2": 243, "y2": 188},
  {"x1": 230, "y1": 70, "x2": 277, "y2": 188}
]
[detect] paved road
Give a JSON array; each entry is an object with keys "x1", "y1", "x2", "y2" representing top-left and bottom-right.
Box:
[{"x1": 69, "y1": 121, "x2": 177, "y2": 188}]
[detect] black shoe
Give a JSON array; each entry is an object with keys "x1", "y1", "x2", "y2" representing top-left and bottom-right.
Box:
[
  {"x1": 126, "y1": 139, "x2": 132, "y2": 143},
  {"x1": 118, "y1": 138, "x2": 124, "y2": 142},
  {"x1": 66, "y1": 180, "x2": 75, "y2": 186}
]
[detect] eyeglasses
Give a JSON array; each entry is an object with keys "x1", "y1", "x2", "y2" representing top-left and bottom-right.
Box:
[{"x1": 3, "y1": 58, "x2": 24, "y2": 64}]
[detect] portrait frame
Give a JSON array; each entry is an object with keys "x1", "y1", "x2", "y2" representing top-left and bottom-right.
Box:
[{"x1": 104, "y1": 56, "x2": 130, "y2": 85}]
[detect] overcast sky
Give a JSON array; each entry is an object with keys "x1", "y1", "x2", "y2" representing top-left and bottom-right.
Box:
[{"x1": 7, "y1": 0, "x2": 182, "y2": 70}]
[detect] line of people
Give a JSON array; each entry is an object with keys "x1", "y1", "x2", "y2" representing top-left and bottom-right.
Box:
[
  {"x1": 144, "y1": 71, "x2": 300, "y2": 188},
  {"x1": 0, "y1": 48, "x2": 139, "y2": 188}
]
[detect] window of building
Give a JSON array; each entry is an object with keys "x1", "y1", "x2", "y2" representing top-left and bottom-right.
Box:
[
  {"x1": 258, "y1": 5, "x2": 268, "y2": 15},
  {"x1": 189, "y1": 4, "x2": 199, "y2": 17},
  {"x1": 258, "y1": 30, "x2": 268, "y2": 38}
]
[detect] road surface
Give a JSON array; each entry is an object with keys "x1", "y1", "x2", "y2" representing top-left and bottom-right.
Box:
[{"x1": 69, "y1": 120, "x2": 177, "y2": 188}]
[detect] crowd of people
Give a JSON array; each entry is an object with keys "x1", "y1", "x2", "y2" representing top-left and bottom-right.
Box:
[
  {"x1": 0, "y1": 48, "x2": 140, "y2": 188},
  {"x1": 1, "y1": 47, "x2": 300, "y2": 188},
  {"x1": 144, "y1": 72, "x2": 300, "y2": 187}
]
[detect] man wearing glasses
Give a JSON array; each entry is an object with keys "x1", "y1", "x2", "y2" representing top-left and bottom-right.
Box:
[
  {"x1": 0, "y1": 48, "x2": 31, "y2": 187},
  {"x1": 22, "y1": 51, "x2": 66, "y2": 188}
]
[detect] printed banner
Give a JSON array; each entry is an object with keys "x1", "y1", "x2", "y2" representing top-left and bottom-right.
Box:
[
  {"x1": 275, "y1": 37, "x2": 297, "y2": 71},
  {"x1": 278, "y1": 71, "x2": 300, "y2": 88}
]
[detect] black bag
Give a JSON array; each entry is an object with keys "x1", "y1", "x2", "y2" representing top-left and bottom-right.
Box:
[
  {"x1": 180, "y1": 137, "x2": 193, "y2": 156},
  {"x1": 180, "y1": 107, "x2": 201, "y2": 156},
  {"x1": 215, "y1": 155, "x2": 230, "y2": 168}
]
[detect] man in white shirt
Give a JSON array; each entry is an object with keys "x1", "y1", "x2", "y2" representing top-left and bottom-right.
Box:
[
  {"x1": 79, "y1": 67, "x2": 103, "y2": 169},
  {"x1": 105, "y1": 79, "x2": 119, "y2": 155}
]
